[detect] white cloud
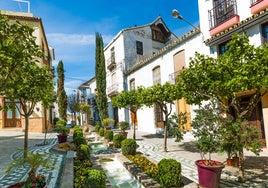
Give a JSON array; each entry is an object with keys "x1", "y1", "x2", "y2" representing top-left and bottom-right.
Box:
[{"x1": 47, "y1": 33, "x2": 95, "y2": 46}]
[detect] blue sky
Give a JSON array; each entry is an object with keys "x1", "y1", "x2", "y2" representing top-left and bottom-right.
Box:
[{"x1": 0, "y1": 0, "x2": 199, "y2": 94}]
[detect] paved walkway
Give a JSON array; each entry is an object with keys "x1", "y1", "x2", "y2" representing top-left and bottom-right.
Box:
[
  {"x1": 127, "y1": 129, "x2": 268, "y2": 188},
  {"x1": 0, "y1": 130, "x2": 64, "y2": 188},
  {"x1": 1, "y1": 128, "x2": 268, "y2": 188}
]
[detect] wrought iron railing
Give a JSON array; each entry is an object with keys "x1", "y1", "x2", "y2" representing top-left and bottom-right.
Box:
[
  {"x1": 208, "y1": 0, "x2": 237, "y2": 29},
  {"x1": 251, "y1": 0, "x2": 262, "y2": 5}
]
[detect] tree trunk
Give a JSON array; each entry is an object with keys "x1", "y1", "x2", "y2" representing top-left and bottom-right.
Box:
[
  {"x1": 133, "y1": 111, "x2": 136, "y2": 140},
  {"x1": 24, "y1": 114, "x2": 29, "y2": 158},
  {"x1": 238, "y1": 149, "x2": 245, "y2": 182},
  {"x1": 163, "y1": 114, "x2": 168, "y2": 152}
]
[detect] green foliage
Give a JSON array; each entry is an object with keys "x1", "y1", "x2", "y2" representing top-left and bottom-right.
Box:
[
  {"x1": 6, "y1": 150, "x2": 51, "y2": 182},
  {"x1": 140, "y1": 82, "x2": 183, "y2": 151},
  {"x1": 73, "y1": 127, "x2": 83, "y2": 140},
  {"x1": 118, "y1": 121, "x2": 129, "y2": 132},
  {"x1": 74, "y1": 159, "x2": 92, "y2": 188},
  {"x1": 95, "y1": 32, "x2": 108, "y2": 120},
  {"x1": 98, "y1": 128, "x2": 104, "y2": 137},
  {"x1": 56, "y1": 119, "x2": 67, "y2": 127},
  {"x1": 94, "y1": 124, "x2": 101, "y2": 133},
  {"x1": 121, "y1": 138, "x2": 137, "y2": 155},
  {"x1": 113, "y1": 134, "x2": 126, "y2": 148},
  {"x1": 157, "y1": 158, "x2": 183, "y2": 188},
  {"x1": 73, "y1": 136, "x2": 87, "y2": 148},
  {"x1": 127, "y1": 154, "x2": 158, "y2": 179},
  {"x1": 191, "y1": 101, "x2": 223, "y2": 161},
  {"x1": 168, "y1": 113, "x2": 188, "y2": 142},
  {"x1": 104, "y1": 130, "x2": 113, "y2": 141},
  {"x1": 102, "y1": 118, "x2": 114, "y2": 127},
  {"x1": 77, "y1": 144, "x2": 91, "y2": 161},
  {"x1": 55, "y1": 125, "x2": 70, "y2": 136},
  {"x1": 85, "y1": 169, "x2": 106, "y2": 188},
  {"x1": 57, "y1": 60, "x2": 68, "y2": 120}
]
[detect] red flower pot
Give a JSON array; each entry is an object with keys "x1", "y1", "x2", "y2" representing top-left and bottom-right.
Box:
[
  {"x1": 195, "y1": 160, "x2": 225, "y2": 188},
  {"x1": 57, "y1": 134, "x2": 68, "y2": 143}
]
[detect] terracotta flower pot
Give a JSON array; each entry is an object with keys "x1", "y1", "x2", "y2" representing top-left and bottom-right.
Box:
[
  {"x1": 226, "y1": 158, "x2": 233, "y2": 166},
  {"x1": 196, "y1": 160, "x2": 225, "y2": 188},
  {"x1": 232, "y1": 156, "x2": 239, "y2": 167}
]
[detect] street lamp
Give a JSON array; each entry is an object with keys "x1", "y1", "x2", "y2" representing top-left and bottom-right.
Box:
[
  {"x1": 171, "y1": 9, "x2": 199, "y2": 31},
  {"x1": 172, "y1": 9, "x2": 204, "y2": 42}
]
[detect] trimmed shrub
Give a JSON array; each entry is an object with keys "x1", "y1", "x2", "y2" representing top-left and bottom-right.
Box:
[
  {"x1": 73, "y1": 136, "x2": 87, "y2": 148},
  {"x1": 121, "y1": 138, "x2": 137, "y2": 155},
  {"x1": 113, "y1": 134, "x2": 126, "y2": 148},
  {"x1": 76, "y1": 144, "x2": 91, "y2": 161},
  {"x1": 104, "y1": 130, "x2": 113, "y2": 141},
  {"x1": 94, "y1": 124, "x2": 101, "y2": 133},
  {"x1": 157, "y1": 158, "x2": 183, "y2": 188},
  {"x1": 99, "y1": 128, "x2": 104, "y2": 137},
  {"x1": 85, "y1": 169, "x2": 106, "y2": 188},
  {"x1": 73, "y1": 127, "x2": 83, "y2": 140}
]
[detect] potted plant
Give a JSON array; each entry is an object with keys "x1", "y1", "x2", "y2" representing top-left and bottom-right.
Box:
[
  {"x1": 55, "y1": 119, "x2": 70, "y2": 143},
  {"x1": 6, "y1": 150, "x2": 51, "y2": 188},
  {"x1": 118, "y1": 121, "x2": 129, "y2": 138},
  {"x1": 192, "y1": 101, "x2": 225, "y2": 188},
  {"x1": 220, "y1": 117, "x2": 240, "y2": 166},
  {"x1": 102, "y1": 118, "x2": 115, "y2": 130}
]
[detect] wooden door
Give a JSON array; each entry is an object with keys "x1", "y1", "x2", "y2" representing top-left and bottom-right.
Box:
[{"x1": 5, "y1": 101, "x2": 21, "y2": 128}]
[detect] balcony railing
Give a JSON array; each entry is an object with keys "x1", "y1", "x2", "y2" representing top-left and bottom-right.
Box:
[
  {"x1": 208, "y1": 0, "x2": 237, "y2": 29},
  {"x1": 107, "y1": 56, "x2": 116, "y2": 71},
  {"x1": 169, "y1": 70, "x2": 182, "y2": 84},
  {"x1": 251, "y1": 0, "x2": 262, "y2": 5},
  {"x1": 107, "y1": 83, "x2": 120, "y2": 97}
]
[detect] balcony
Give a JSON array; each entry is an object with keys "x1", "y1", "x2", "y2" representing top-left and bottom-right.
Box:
[
  {"x1": 107, "y1": 56, "x2": 116, "y2": 71},
  {"x1": 251, "y1": 0, "x2": 268, "y2": 14},
  {"x1": 209, "y1": 0, "x2": 239, "y2": 36},
  {"x1": 107, "y1": 83, "x2": 120, "y2": 97},
  {"x1": 169, "y1": 70, "x2": 182, "y2": 84}
]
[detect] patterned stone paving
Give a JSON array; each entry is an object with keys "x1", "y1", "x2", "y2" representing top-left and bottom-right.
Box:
[
  {"x1": 0, "y1": 133, "x2": 65, "y2": 188},
  {"x1": 136, "y1": 141, "x2": 268, "y2": 188}
]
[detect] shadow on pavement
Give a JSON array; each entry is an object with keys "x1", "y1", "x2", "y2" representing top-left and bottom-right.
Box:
[
  {"x1": 142, "y1": 134, "x2": 164, "y2": 138},
  {"x1": 179, "y1": 141, "x2": 200, "y2": 153}
]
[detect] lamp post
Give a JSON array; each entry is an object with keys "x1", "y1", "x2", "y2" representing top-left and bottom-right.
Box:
[
  {"x1": 172, "y1": 9, "x2": 199, "y2": 30},
  {"x1": 172, "y1": 9, "x2": 204, "y2": 41}
]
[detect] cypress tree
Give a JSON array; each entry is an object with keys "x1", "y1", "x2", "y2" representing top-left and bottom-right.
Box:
[
  {"x1": 57, "y1": 60, "x2": 67, "y2": 120},
  {"x1": 95, "y1": 32, "x2": 108, "y2": 120}
]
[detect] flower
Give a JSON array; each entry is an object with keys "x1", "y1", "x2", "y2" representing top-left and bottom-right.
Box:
[{"x1": 24, "y1": 174, "x2": 47, "y2": 188}]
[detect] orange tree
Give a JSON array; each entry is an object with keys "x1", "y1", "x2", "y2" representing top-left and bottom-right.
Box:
[
  {"x1": 178, "y1": 34, "x2": 268, "y2": 182},
  {"x1": 111, "y1": 88, "x2": 144, "y2": 140},
  {"x1": 140, "y1": 82, "x2": 182, "y2": 152}
]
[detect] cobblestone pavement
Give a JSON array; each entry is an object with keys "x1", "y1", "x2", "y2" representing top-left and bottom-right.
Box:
[
  {"x1": 0, "y1": 130, "x2": 65, "y2": 188},
  {"x1": 128, "y1": 130, "x2": 268, "y2": 188},
  {"x1": 1, "y1": 128, "x2": 268, "y2": 188}
]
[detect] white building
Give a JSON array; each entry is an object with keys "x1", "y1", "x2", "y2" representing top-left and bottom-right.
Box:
[{"x1": 198, "y1": 0, "x2": 268, "y2": 146}]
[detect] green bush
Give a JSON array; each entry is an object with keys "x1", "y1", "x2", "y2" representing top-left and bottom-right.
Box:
[
  {"x1": 121, "y1": 138, "x2": 137, "y2": 155},
  {"x1": 56, "y1": 119, "x2": 67, "y2": 127},
  {"x1": 73, "y1": 127, "x2": 83, "y2": 140},
  {"x1": 127, "y1": 154, "x2": 158, "y2": 179},
  {"x1": 99, "y1": 128, "x2": 104, "y2": 137},
  {"x1": 77, "y1": 144, "x2": 91, "y2": 161},
  {"x1": 113, "y1": 134, "x2": 126, "y2": 148},
  {"x1": 73, "y1": 136, "x2": 87, "y2": 148},
  {"x1": 157, "y1": 158, "x2": 183, "y2": 188},
  {"x1": 94, "y1": 124, "x2": 100, "y2": 133},
  {"x1": 85, "y1": 169, "x2": 106, "y2": 188},
  {"x1": 104, "y1": 130, "x2": 113, "y2": 141}
]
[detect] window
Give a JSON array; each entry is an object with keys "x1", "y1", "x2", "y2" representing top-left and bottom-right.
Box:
[
  {"x1": 152, "y1": 66, "x2": 163, "y2": 127},
  {"x1": 110, "y1": 47, "x2": 115, "y2": 63},
  {"x1": 261, "y1": 22, "x2": 268, "y2": 44},
  {"x1": 152, "y1": 66, "x2": 161, "y2": 84},
  {"x1": 130, "y1": 79, "x2": 135, "y2": 90},
  {"x1": 218, "y1": 41, "x2": 229, "y2": 55},
  {"x1": 136, "y1": 41, "x2": 143, "y2": 55}
]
